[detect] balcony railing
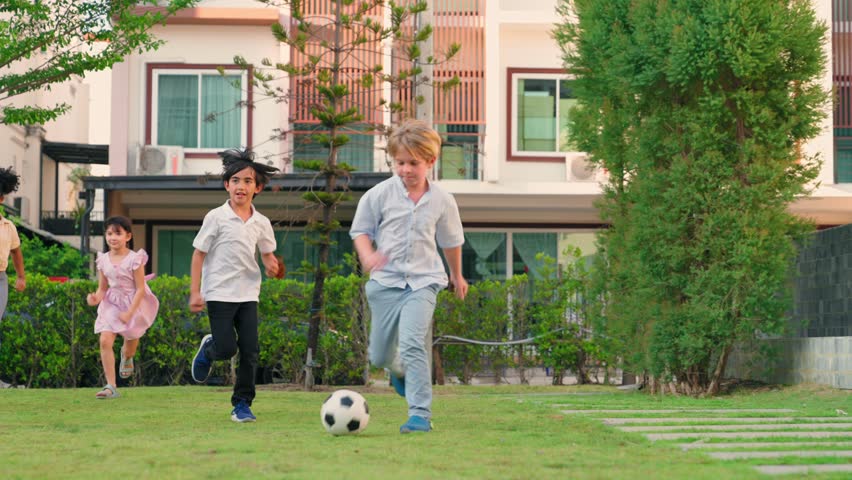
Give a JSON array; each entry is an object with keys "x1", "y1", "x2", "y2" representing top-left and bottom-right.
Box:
[{"x1": 41, "y1": 210, "x2": 104, "y2": 236}]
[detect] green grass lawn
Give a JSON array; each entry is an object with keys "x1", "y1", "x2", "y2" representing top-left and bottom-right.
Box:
[{"x1": 1, "y1": 383, "x2": 849, "y2": 479}]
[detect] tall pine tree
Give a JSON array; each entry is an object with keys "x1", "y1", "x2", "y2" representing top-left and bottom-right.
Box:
[{"x1": 556, "y1": 0, "x2": 828, "y2": 394}]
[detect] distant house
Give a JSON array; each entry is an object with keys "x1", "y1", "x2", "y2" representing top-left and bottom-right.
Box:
[{"x1": 79, "y1": 0, "x2": 851, "y2": 283}]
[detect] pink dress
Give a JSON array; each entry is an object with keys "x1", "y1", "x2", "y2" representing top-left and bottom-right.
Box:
[{"x1": 93, "y1": 249, "x2": 159, "y2": 340}]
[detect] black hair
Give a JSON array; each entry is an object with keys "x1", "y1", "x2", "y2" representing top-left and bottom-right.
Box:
[
  {"x1": 220, "y1": 148, "x2": 279, "y2": 192},
  {"x1": 103, "y1": 215, "x2": 134, "y2": 251},
  {"x1": 0, "y1": 167, "x2": 21, "y2": 196}
]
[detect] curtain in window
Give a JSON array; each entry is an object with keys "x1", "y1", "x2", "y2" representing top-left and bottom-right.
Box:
[
  {"x1": 558, "y1": 79, "x2": 577, "y2": 152},
  {"x1": 201, "y1": 75, "x2": 242, "y2": 149},
  {"x1": 465, "y1": 232, "x2": 505, "y2": 278},
  {"x1": 517, "y1": 79, "x2": 556, "y2": 152},
  {"x1": 158, "y1": 75, "x2": 198, "y2": 147},
  {"x1": 513, "y1": 232, "x2": 557, "y2": 280}
]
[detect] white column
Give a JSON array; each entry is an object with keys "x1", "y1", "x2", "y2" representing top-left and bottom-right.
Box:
[
  {"x1": 110, "y1": 60, "x2": 130, "y2": 176},
  {"x1": 21, "y1": 126, "x2": 45, "y2": 227},
  {"x1": 483, "y1": 2, "x2": 501, "y2": 183}
]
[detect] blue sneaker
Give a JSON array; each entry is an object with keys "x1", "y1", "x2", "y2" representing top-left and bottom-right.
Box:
[
  {"x1": 400, "y1": 415, "x2": 432, "y2": 433},
  {"x1": 389, "y1": 373, "x2": 405, "y2": 397},
  {"x1": 191, "y1": 334, "x2": 214, "y2": 383},
  {"x1": 231, "y1": 401, "x2": 256, "y2": 423}
]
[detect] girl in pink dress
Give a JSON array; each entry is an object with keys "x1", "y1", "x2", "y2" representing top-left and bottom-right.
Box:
[{"x1": 87, "y1": 216, "x2": 159, "y2": 399}]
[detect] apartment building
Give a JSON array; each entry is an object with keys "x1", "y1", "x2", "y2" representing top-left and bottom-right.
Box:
[
  {"x1": 77, "y1": 0, "x2": 852, "y2": 281},
  {"x1": 0, "y1": 51, "x2": 112, "y2": 247}
]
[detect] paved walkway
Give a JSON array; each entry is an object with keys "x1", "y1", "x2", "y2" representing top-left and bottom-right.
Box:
[{"x1": 561, "y1": 407, "x2": 852, "y2": 476}]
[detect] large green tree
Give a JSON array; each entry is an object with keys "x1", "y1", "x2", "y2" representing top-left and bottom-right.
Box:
[
  {"x1": 244, "y1": 0, "x2": 458, "y2": 388},
  {"x1": 556, "y1": 0, "x2": 828, "y2": 395},
  {"x1": 1, "y1": 0, "x2": 194, "y2": 125}
]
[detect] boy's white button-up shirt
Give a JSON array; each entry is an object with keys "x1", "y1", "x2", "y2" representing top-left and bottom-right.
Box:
[
  {"x1": 193, "y1": 201, "x2": 276, "y2": 303},
  {"x1": 350, "y1": 175, "x2": 464, "y2": 290}
]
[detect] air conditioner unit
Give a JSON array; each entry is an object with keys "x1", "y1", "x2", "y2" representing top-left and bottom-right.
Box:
[
  {"x1": 138, "y1": 145, "x2": 184, "y2": 175},
  {"x1": 566, "y1": 153, "x2": 597, "y2": 182}
]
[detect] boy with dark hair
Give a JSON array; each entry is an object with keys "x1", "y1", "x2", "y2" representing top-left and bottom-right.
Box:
[{"x1": 189, "y1": 149, "x2": 281, "y2": 422}]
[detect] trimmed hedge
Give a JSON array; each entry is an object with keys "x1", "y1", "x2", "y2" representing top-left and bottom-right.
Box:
[
  {"x1": 0, "y1": 256, "x2": 601, "y2": 388},
  {"x1": 0, "y1": 274, "x2": 368, "y2": 388}
]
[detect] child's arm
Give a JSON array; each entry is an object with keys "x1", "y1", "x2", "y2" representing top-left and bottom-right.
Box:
[
  {"x1": 353, "y1": 234, "x2": 387, "y2": 273},
  {"x1": 86, "y1": 271, "x2": 108, "y2": 306},
  {"x1": 189, "y1": 249, "x2": 206, "y2": 313},
  {"x1": 10, "y1": 246, "x2": 24, "y2": 291},
  {"x1": 118, "y1": 266, "x2": 147, "y2": 323},
  {"x1": 442, "y1": 245, "x2": 468, "y2": 300}
]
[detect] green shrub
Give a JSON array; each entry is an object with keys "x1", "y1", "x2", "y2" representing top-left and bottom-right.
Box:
[
  {"x1": 9, "y1": 234, "x2": 89, "y2": 279},
  {"x1": 0, "y1": 264, "x2": 605, "y2": 388}
]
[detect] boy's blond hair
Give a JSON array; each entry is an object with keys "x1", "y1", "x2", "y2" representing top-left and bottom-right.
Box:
[{"x1": 387, "y1": 119, "x2": 442, "y2": 164}]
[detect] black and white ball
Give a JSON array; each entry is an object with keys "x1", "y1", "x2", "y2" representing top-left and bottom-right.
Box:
[{"x1": 320, "y1": 389, "x2": 370, "y2": 435}]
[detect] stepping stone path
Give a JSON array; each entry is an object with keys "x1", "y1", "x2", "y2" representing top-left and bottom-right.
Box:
[{"x1": 560, "y1": 407, "x2": 852, "y2": 476}]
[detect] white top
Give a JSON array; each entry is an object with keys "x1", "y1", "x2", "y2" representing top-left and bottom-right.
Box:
[
  {"x1": 193, "y1": 201, "x2": 276, "y2": 302},
  {"x1": 349, "y1": 175, "x2": 464, "y2": 290},
  {"x1": 0, "y1": 216, "x2": 21, "y2": 272}
]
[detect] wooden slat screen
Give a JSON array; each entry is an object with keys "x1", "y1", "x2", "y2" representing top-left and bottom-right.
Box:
[
  {"x1": 834, "y1": 0, "x2": 852, "y2": 130},
  {"x1": 431, "y1": 0, "x2": 485, "y2": 125},
  {"x1": 290, "y1": 1, "x2": 384, "y2": 125},
  {"x1": 294, "y1": 1, "x2": 485, "y2": 127}
]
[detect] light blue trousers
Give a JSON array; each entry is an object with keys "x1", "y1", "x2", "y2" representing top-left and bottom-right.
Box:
[
  {"x1": 0, "y1": 272, "x2": 7, "y2": 319},
  {"x1": 365, "y1": 280, "x2": 439, "y2": 420}
]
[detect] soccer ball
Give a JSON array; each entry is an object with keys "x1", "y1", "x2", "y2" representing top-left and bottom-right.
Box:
[{"x1": 320, "y1": 389, "x2": 370, "y2": 435}]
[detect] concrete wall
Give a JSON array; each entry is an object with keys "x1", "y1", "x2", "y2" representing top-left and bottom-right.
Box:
[
  {"x1": 728, "y1": 224, "x2": 852, "y2": 389},
  {"x1": 794, "y1": 224, "x2": 852, "y2": 337},
  {"x1": 728, "y1": 337, "x2": 852, "y2": 389}
]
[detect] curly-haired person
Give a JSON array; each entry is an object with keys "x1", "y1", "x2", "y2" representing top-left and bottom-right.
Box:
[{"x1": 0, "y1": 167, "x2": 25, "y2": 389}]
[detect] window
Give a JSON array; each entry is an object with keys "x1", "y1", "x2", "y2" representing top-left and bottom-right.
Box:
[
  {"x1": 150, "y1": 67, "x2": 248, "y2": 152},
  {"x1": 292, "y1": 124, "x2": 375, "y2": 173},
  {"x1": 509, "y1": 69, "x2": 577, "y2": 160},
  {"x1": 437, "y1": 124, "x2": 480, "y2": 180},
  {"x1": 461, "y1": 232, "x2": 507, "y2": 282},
  {"x1": 276, "y1": 229, "x2": 356, "y2": 282}
]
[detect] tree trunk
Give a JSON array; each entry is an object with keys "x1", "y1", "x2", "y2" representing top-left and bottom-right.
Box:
[
  {"x1": 432, "y1": 344, "x2": 444, "y2": 385},
  {"x1": 706, "y1": 344, "x2": 732, "y2": 396}
]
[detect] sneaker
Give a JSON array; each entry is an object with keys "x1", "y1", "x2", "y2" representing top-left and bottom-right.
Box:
[
  {"x1": 389, "y1": 373, "x2": 405, "y2": 397},
  {"x1": 191, "y1": 334, "x2": 214, "y2": 383},
  {"x1": 400, "y1": 415, "x2": 432, "y2": 433},
  {"x1": 231, "y1": 401, "x2": 256, "y2": 423}
]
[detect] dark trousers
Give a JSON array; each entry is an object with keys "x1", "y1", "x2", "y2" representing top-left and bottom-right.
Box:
[{"x1": 204, "y1": 301, "x2": 259, "y2": 406}]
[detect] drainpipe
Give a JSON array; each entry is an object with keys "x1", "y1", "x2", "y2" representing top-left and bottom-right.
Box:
[{"x1": 79, "y1": 188, "x2": 94, "y2": 254}]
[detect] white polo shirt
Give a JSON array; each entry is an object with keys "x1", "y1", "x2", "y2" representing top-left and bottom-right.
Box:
[{"x1": 193, "y1": 201, "x2": 276, "y2": 303}]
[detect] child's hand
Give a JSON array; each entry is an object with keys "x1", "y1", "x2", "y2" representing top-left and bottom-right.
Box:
[
  {"x1": 14, "y1": 276, "x2": 25, "y2": 292},
  {"x1": 450, "y1": 275, "x2": 468, "y2": 300},
  {"x1": 189, "y1": 292, "x2": 205, "y2": 313},
  {"x1": 118, "y1": 311, "x2": 132, "y2": 324},
  {"x1": 261, "y1": 254, "x2": 285, "y2": 279},
  {"x1": 361, "y1": 250, "x2": 388, "y2": 273},
  {"x1": 86, "y1": 292, "x2": 102, "y2": 306}
]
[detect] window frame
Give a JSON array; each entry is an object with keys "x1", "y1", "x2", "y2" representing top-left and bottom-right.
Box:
[
  {"x1": 507, "y1": 67, "x2": 577, "y2": 162},
  {"x1": 145, "y1": 63, "x2": 252, "y2": 158}
]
